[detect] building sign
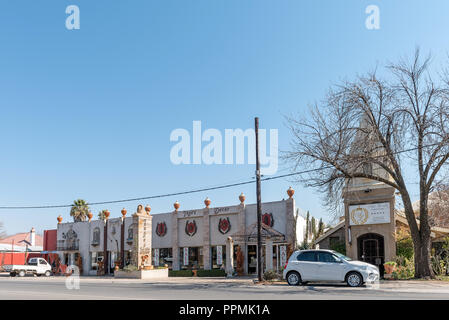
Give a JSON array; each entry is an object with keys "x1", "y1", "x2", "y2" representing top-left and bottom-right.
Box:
[
  {"x1": 349, "y1": 202, "x2": 390, "y2": 225},
  {"x1": 280, "y1": 245, "x2": 287, "y2": 268},
  {"x1": 153, "y1": 248, "x2": 159, "y2": 266},
  {"x1": 183, "y1": 247, "x2": 189, "y2": 266},
  {"x1": 214, "y1": 207, "x2": 230, "y2": 215},
  {"x1": 182, "y1": 210, "x2": 198, "y2": 218},
  {"x1": 217, "y1": 246, "x2": 223, "y2": 265}
]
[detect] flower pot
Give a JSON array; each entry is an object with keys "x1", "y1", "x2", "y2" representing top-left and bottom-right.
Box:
[{"x1": 384, "y1": 263, "x2": 396, "y2": 274}]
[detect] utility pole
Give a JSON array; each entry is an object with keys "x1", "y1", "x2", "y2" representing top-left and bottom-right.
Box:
[{"x1": 255, "y1": 117, "x2": 262, "y2": 282}]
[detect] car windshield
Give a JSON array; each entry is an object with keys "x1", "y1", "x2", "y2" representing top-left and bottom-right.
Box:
[{"x1": 332, "y1": 251, "x2": 352, "y2": 261}]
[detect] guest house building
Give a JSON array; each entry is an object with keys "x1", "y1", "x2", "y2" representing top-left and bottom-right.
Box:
[{"x1": 56, "y1": 188, "x2": 303, "y2": 276}]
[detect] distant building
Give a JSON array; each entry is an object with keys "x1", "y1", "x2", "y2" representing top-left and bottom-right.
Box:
[
  {"x1": 0, "y1": 228, "x2": 43, "y2": 267},
  {"x1": 0, "y1": 228, "x2": 43, "y2": 252}
]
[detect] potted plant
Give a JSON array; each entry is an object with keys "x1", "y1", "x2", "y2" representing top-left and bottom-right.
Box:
[
  {"x1": 114, "y1": 259, "x2": 121, "y2": 272},
  {"x1": 384, "y1": 261, "x2": 397, "y2": 275}
]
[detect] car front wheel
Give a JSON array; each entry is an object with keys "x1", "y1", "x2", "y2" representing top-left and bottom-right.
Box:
[
  {"x1": 346, "y1": 272, "x2": 363, "y2": 287},
  {"x1": 45, "y1": 271, "x2": 51, "y2": 277},
  {"x1": 286, "y1": 271, "x2": 301, "y2": 286}
]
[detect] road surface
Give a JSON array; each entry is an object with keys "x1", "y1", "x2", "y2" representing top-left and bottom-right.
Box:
[{"x1": 0, "y1": 274, "x2": 448, "y2": 299}]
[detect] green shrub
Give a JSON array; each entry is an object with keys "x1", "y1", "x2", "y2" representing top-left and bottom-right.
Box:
[
  {"x1": 263, "y1": 269, "x2": 279, "y2": 281},
  {"x1": 396, "y1": 236, "x2": 414, "y2": 260},
  {"x1": 197, "y1": 269, "x2": 226, "y2": 277},
  {"x1": 431, "y1": 255, "x2": 447, "y2": 276},
  {"x1": 329, "y1": 240, "x2": 346, "y2": 255},
  {"x1": 169, "y1": 270, "x2": 194, "y2": 277},
  {"x1": 122, "y1": 264, "x2": 138, "y2": 272},
  {"x1": 392, "y1": 257, "x2": 414, "y2": 279}
]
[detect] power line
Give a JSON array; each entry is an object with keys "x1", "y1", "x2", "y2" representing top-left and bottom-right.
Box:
[
  {"x1": 0, "y1": 167, "x2": 323, "y2": 210},
  {"x1": 0, "y1": 142, "x2": 441, "y2": 210}
]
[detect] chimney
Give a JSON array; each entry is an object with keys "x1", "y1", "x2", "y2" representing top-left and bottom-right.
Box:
[{"x1": 30, "y1": 227, "x2": 36, "y2": 247}]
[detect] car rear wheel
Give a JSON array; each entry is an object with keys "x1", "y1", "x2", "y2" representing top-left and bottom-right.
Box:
[
  {"x1": 346, "y1": 272, "x2": 363, "y2": 287},
  {"x1": 286, "y1": 271, "x2": 301, "y2": 286},
  {"x1": 10, "y1": 272, "x2": 16, "y2": 277},
  {"x1": 45, "y1": 271, "x2": 51, "y2": 277},
  {"x1": 18, "y1": 270, "x2": 26, "y2": 277}
]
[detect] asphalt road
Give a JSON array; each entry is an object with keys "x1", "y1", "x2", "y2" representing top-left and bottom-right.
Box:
[{"x1": 0, "y1": 274, "x2": 448, "y2": 300}]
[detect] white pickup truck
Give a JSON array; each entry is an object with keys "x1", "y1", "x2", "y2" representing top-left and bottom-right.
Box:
[{"x1": 3, "y1": 257, "x2": 52, "y2": 277}]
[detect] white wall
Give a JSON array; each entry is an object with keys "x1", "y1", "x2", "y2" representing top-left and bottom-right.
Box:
[
  {"x1": 244, "y1": 200, "x2": 288, "y2": 235},
  {"x1": 151, "y1": 213, "x2": 172, "y2": 248}
]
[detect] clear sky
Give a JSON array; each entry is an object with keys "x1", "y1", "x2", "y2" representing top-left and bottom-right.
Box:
[{"x1": 0, "y1": 0, "x2": 448, "y2": 235}]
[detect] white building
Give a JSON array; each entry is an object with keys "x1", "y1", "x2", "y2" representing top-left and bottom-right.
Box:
[{"x1": 56, "y1": 188, "x2": 299, "y2": 275}]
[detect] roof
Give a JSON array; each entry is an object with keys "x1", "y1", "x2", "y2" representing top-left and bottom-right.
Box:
[
  {"x1": 315, "y1": 213, "x2": 449, "y2": 244},
  {"x1": 0, "y1": 243, "x2": 43, "y2": 252},
  {"x1": 232, "y1": 222, "x2": 286, "y2": 242},
  {"x1": 0, "y1": 232, "x2": 43, "y2": 247},
  {"x1": 315, "y1": 220, "x2": 345, "y2": 244}
]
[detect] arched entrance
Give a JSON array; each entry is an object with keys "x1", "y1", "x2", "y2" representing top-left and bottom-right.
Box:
[{"x1": 357, "y1": 233, "x2": 385, "y2": 276}]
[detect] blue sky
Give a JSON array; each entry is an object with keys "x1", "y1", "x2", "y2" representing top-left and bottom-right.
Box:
[{"x1": 0, "y1": 1, "x2": 448, "y2": 235}]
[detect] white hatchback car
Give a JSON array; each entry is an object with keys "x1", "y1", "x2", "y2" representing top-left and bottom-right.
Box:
[{"x1": 283, "y1": 249, "x2": 379, "y2": 287}]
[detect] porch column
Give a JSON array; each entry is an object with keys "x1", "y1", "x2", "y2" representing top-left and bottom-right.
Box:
[
  {"x1": 202, "y1": 203, "x2": 211, "y2": 270},
  {"x1": 265, "y1": 238, "x2": 273, "y2": 271},
  {"x1": 237, "y1": 200, "x2": 248, "y2": 274},
  {"x1": 226, "y1": 237, "x2": 234, "y2": 276},
  {"x1": 171, "y1": 207, "x2": 180, "y2": 270}
]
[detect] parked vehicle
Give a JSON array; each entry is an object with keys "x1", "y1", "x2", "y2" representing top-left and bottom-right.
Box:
[
  {"x1": 3, "y1": 257, "x2": 52, "y2": 277},
  {"x1": 283, "y1": 249, "x2": 379, "y2": 287}
]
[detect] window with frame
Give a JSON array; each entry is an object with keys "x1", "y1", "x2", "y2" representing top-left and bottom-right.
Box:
[
  {"x1": 317, "y1": 252, "x2": 339, "y2": 263},
  {"x1": 92, "y1": 227, "x2": 100, "y2": 245},
  {"x1": 297, "y1": 251, "x2": 316, "y2": 262},
  {"x1": 127, "y1": 226, "x2": 134, "y2": 240}
]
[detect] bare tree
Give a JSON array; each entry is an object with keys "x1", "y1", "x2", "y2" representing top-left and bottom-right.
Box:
[
  {"x1": 427, "y1": 186, "x2": 449, "y2": 228},
  {"x1": 285, "y1": 49, "x2": 449, "y2": 278}
]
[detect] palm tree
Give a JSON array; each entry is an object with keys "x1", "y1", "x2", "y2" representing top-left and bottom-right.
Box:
[
  {"x1": 98, "y1": 209, "x2": 108, "y2": 220},
  {"x1": 70, "y1": 199, "x2": 89, "y2": 222}
]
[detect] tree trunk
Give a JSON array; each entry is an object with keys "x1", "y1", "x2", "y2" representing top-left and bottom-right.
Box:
[
  {"x1": 413, "y1": 232, "x2": 434, "y2": 278},
  {"x1": 401, "y1": 191, "x2": 434, "y2": 279}
]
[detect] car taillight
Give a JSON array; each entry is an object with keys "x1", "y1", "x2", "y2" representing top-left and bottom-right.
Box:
[{"x1": 284, "y1": 261, "x2": 288, "y2": 269}]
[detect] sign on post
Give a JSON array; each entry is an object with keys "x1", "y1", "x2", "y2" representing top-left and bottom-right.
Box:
[
  {"x1": 217, "y1": 245, "x2": 223, "y2": 265},
  {"x1": 183, "y1": 247, "x2": 189, "y2": 266},
  {"x1": 280, "y1": 245, "x2": 287, "y2": 268},
  {"x1": 153, "y1": 248, "x2": 159, "y2": 266}
]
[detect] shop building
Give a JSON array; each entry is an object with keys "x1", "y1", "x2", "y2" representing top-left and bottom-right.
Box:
[
  {"x1": 56, "y1": 188, "x2": 303, "y2": 276},
  {"x1": 316, "y1": 177, "x2": 449, "y2": 275}
]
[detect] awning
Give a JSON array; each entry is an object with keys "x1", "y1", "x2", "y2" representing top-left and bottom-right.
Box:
[{"x1": 231, "y1": 223, "x2": 286, "y2": 242}]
